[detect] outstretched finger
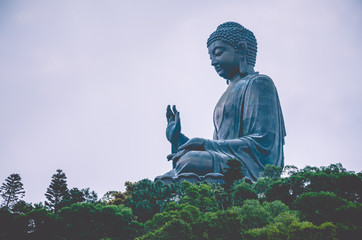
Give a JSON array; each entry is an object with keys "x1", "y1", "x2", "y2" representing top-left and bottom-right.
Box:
[
  {"x1": 172, "y1": 105, "x2": 178, "y2": 115},
  {"x1": 167, "y1": 153, "x2": 175, "y2": 161},
  {"x1": 166, "y1": 105, "x2": 175, "y2": 123},
  {"x1": 175, "y1": 111, "x2": 180, "y2": 124},
  {"x1": 166, "y1": 105, "x2": 172, "y2": 117}
]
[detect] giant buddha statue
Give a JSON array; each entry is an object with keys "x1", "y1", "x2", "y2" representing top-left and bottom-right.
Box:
[{"x1": 156, "y1": 22, "x2": 286, "y2": 184}]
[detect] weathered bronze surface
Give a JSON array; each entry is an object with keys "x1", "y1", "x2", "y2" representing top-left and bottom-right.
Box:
[{"x1": 156, "y1": 22, "x2": 286, "y2": 184}]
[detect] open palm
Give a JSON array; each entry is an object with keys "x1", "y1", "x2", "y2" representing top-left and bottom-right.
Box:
[{"x1": 166, "y1": 105, "x2": 181, "y2": 146}]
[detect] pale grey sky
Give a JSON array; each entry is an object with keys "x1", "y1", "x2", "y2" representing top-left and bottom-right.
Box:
[{"x1": 1, "y1": 0, "x2": 361, "y2": 204}]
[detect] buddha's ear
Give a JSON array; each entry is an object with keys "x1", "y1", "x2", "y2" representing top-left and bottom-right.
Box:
[
  {"x1": 238, "y1": 41, "x2": 248, "y2": 74},
  {"x1": 237, "y1": 41, "x2": 247, "y2": 57}
]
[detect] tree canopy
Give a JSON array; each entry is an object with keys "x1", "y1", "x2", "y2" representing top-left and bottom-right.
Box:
[
  {"x1": 0, "y1": 173, "x2": 25, "y2": 209},
  {"x1": 0, "y1": 163, "x2": 361, "y2": 239}
]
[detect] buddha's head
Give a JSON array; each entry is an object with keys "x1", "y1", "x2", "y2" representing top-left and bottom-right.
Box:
[{"x1": 207, "y1": 22, "x2": 257, "y2": 80}]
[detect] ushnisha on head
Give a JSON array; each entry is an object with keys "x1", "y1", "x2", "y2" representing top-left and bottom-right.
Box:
[{"x1": 207, "y1": 22, "x2": 258, "y2": 68}]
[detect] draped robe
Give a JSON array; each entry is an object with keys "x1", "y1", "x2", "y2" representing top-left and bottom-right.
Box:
[{"x1": 156, "y1": 72, "x2": 286, "y2": 182}]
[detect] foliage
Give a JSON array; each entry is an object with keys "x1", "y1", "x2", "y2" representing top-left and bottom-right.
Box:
[
  {"x1": 223, "y1": 159, "x2": 244, "y2": 188},
  {"x1": 262, "y1": 200, "x2": 289, "y2": 218},
  {"x1": 203, "y1": 209, "x2": 243, "y2": 240},
  {"x1": 231, "y1": 181, "x2": 257, "y2": 206},
  {"x1": 253, "y1": 176, "x2": 273, "y2": 199},
  {"x1": 24, "y1": 208, "x2": 59, "y2": 240},
  {"x1": 103, "y1": 181, "x2": 136, "y2": 206},
  {"x1": 12, "y1": 200, "x2": 33, "y2": 214},
  {"x1": 293, "y1": 191, "x2": 347, "y2": 225},
  {"x1": 262, "y1": 164, "x2": 283, "y2": 180},
  {"x1": 126, "y1": 179, "x2": 173, "y2": 222},
  {"x1": 1, "y1": 163, "x2": 361, "y2": 239},
  {"x1": 102, "y1": 190, "x2": 118, "y2": 202},
  {"x1": 178, "y1": 181, "x2": 218, "y2": 212},
  {"x1": 64, "y1": 187, "x2": 99, "y2": 206},
  {"x1": 0, "y1": 173, "x2": 25, "y2": 209},
  {"x1": 209, "y1": 183, "x2": 229, "y2": 210},
  {"x1": 45, "y1": 169, "x2": 69, "y2": 213},
  {"x1": 138, "y1": 218, "x2": 192, "y2": 240},
  {"x1": 0, "y1": 207, "x2": 26, "y2": 239},
  {"x1": 233, "y1": 199, "x2": 271, "y2": 230},
  {"x1": 59, "y1": 203, "x2": 141, "y2": 240},
  {"x1": 81, "y1": 187, "x2": 99, "y2": 204},
  {"x1": 288, "y1": 221, "x2": 337, "y2": 240},
  {"x1": 265, "y1": 163, "x2": 362, "y2": 206}
]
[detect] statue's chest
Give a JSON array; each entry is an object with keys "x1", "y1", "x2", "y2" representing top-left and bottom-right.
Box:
[{"x1": 214, "y1": 83, "x2": 242, "y2": 132}]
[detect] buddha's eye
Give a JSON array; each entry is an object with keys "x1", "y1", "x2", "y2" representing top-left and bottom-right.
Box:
[{"x1": 214, "y1": 49, "x2": 224, "y2": 56}]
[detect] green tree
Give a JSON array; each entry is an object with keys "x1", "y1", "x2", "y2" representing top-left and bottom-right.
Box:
[
  {"x1": 335, "y1": 201, "x2": 362, "y2": 228},
  {"x1": 12, "y1": 200, "x2": 33, "y2": 214},
  {"x1": 138, "y1": 218, "x2": 192, "y2": 240},
  {"x1": 102, "y1": 190, "x2": 118, "y2": 202},
  {"x1": 126, "y1": 179, "x2": 173, "y2": 222},
  {"x1": 288, "y1": 221, "x2": 337, "y2": 240},
  {"x1": 283, "y1": 165, "x2": 299, "y2": 176},
  {"x1": 262, "y1": 200, "x2": 289, "y2": 219},
  {"x1": 45, "y1": 169, "x2": 69, "y2": 213},
  {"x1": 223, "y1": 159, "x2": 244, "y2": 188},
  {"x1": 244, "y1": 224, "x2": 287, "y2": 240},
  {"x1": 65, "y1": 187, "x2": 99, "y2": 205},
  {"x1": 293, "y1": 191, "x2": 347, "y2": 225},
  {"x1": 265, "y1": 178, "x2": 294, "y2": 206},
  {"x1": 233, "y1": 199, "x2": 271, "y2": 230},
  {"x1": 58, "y1": 202, "x2": 98, "y2": 239},
  {"x1": 179, "y1": 182, "x2": 218, "y2": 212},
  {"x1": 0, "y1": 173, "x2": 25, "y2": 209},
  {"x1": 244, "y1": 210, "x2": 299, "y2": 240},
  {"x1": 231, "y1": 181, "x2": 257, "y2": 206},
  {"x1": 262, "y1": 164, "x2": 283, "y2": 181},
  {"x1": 105, "y1": 191, "x2": 127, "y2": 205},
  {"x1": 67, "y1": 187, "x2": 85, "y2": 204},
  {"x1": 309, "y1": 170, "x2": 362, "y2": 203},
  {"x1": 81, "y1": 187, "x2": 98, "y2": 204},
  {"x1": 272, "y1": 210, "x2": 299, "y2": 234},
  {"x1": 210, "y1": 183, "x2": 229, "y2": 210},
  {"x1": 103, "y1": 181, "x2": 137, "y2": 205},
  {"x1": 59, "y1": 203, "x2": 141, "y2": 240},
  {"x1": 204, "y1": 209, "x2": 243, "y2": 240},
  {"x1": 253, "y1": 177, "x2": 273, "y2": 199},
  {"x1": 138, "y1": 202, "x2": 204, "y2": 240}
]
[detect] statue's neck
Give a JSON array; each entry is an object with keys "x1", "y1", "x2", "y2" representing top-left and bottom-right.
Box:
[
  {"x1": 228, "y1": 66, "x2": 256, "y2": 84},
  {"x1": 227, "y1": 65, "x2": 255, "y2": 84}
]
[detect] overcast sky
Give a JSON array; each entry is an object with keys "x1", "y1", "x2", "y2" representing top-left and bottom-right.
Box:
[{"x1": 1, "y1": 0, "x2": 361, "y2": 204}]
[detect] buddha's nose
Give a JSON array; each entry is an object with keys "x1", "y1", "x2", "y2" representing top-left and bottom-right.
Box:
[{"x1": 211, "y1": 58, "x2": 217, "y2": 66}]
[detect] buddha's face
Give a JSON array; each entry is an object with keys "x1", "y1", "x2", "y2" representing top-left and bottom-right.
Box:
[{"x1": 208, "y1": 40, "x2": 242, "y2": 80}]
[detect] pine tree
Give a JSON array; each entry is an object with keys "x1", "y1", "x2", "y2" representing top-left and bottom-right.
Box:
[
  {"x1": 223, "y1": 159, "x2": 244, "y2": 188},
  {"x1": 0, "y1": 173, "x2": 25, "y2": 208},
  {"x1": 45, "y1": 169, "x2": 69, "y2": 213}
]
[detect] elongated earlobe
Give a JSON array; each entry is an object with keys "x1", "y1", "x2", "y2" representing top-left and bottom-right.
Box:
[{"x1": 238, "y1": 41, "x2": 248, "y2": 75}]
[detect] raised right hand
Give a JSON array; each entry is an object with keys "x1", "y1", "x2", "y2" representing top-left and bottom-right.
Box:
[{"x1": 166, "y1": 105, "x2": 181, "y2": 145}]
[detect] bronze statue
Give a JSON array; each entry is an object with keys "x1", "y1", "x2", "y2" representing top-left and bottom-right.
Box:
[{"x1": 156, "y1": 22, "x2": 286, "y2": 184}]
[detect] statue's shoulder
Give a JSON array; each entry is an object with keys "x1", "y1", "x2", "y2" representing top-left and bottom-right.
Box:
[
  {"x1": 249, "y1": 73, "x2": 273, "y2": 81},
  {"x1": 247, "y1": 73, "x2": 275, "y2": 88}
]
